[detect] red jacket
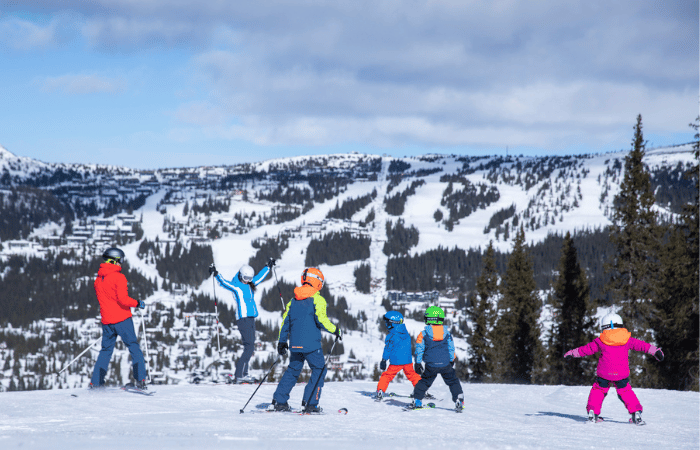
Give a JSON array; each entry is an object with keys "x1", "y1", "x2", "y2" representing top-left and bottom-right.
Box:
[{"x1": 94, "y1": 263, "x2": 138, "y2": 325}]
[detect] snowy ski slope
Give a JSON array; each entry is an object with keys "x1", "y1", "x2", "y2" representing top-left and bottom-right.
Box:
[{"x1": 0, "y1": 381, "x2": 697, "y2": 450}]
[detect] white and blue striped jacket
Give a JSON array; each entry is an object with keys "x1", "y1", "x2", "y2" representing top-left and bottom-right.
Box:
[{"x1": 215, "y1": 266, "x2": 270, "y2": 319}]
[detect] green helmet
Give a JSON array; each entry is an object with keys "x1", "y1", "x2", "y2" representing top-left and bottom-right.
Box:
[{"x1": 424, "y1": 306, "x2": 445, "y2": 325}]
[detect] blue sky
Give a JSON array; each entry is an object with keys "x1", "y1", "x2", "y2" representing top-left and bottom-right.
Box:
[{"x1": 0, "y1": 1, "x2": 697, "y2": 169}]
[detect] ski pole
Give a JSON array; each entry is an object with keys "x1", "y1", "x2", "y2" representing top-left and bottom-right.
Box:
[
  {"x1": 239, "y1": 356, "x2": 281, "y2": 414},
  {"x1": 305, "y1": 334, "x2": 339, "y2": 408},
  {"x1": 58, "y1": 336, "x2": 102, "y2": 375},
  {"x1": 272, "y1": 265, "x2": 286, "y2": 311},
  {"x1": 212, "y1": 275, "x2": 222, "y2": 359},
  {"x1": 138, "y1": 308, "x2": 152, "y2": 383}
]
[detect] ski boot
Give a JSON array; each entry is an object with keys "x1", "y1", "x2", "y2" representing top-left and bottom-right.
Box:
[
  {"x1": 267, "y1": 399, "x2": 292, "y2": 412},
  {"x1": 88, "y1": 383, "x2": 105, "y2": 390},
  {"x1": 587, "y1": 410, "x2": 603, "y2": 423},
  {"x1": 454, "y1": 394, "x2": 464, "y2": 413},
  {"x1": 303, "y1": 404, "x2": 323, "y2": 414},
  {"x1": 135, "y1": 379, "x2": 148, "y2": 391},
  {"x1": 410, "y1": 398, "x2": 422, "y2": 410},
  {"x1": 374, "y1": 390, "x2": 384, "y2": 402},
  {"x1": 237, "y1": 375, "x2": 257, "y2": 384},
  {"x1": 410, "y1": 392, "x2": 435, "y2": 400},
  {"x1": 629, "y1": 411, "x2": 645, "y2": 426}
]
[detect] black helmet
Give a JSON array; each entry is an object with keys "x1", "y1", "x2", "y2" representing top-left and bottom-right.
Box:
[{"x1": 102, "y1": 247, "x2": 125, "y2": 264}]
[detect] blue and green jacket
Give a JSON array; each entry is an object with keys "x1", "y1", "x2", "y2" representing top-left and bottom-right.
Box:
[
  {"x1": 278, "y1": 290, "x2": 337, "y2": 353},
  {"x1": 415, "y1": 324, "x2": 455, "y2": 367}
]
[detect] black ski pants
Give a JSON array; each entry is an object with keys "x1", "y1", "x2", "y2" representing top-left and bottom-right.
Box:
[{"x1": 413, "y1": 364, "x2": 463, "y2": 402}]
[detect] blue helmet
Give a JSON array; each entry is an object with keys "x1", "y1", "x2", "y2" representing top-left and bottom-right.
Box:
[{"x1": 383, "y1": 311, "x2": 404, "y2": 330}]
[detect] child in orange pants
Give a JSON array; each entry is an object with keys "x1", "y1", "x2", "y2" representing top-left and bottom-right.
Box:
[{"x1": 375, "y1": 311, "x2": 422, "y2": 400}]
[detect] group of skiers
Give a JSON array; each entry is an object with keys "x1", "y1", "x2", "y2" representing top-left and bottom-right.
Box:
[{"x1": 88, "y1": 247, "x2": 665, "y2": 421}]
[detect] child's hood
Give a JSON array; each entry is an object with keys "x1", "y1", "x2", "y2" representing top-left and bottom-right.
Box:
[
  {"x1": 389, "y1": 323, "x2": 410, "y2": 337},
  {"x1": 599, "y1": 328, "x2": 631, "y2": 346},
  {"x1": 294, "y1": 284, "x2": 319, "y2": 300}
]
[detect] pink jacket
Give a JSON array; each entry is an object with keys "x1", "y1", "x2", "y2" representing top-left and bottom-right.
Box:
[{"x1": 573, "y1": 329, "x2": 652, "y2": 381}]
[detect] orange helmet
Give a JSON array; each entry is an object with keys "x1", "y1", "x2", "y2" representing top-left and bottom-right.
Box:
[{"x1": 301, "y1": 267, "x2": 325, "y2": 290}]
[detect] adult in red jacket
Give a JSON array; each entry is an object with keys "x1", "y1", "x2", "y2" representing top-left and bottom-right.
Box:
[{"x1": 90, "y1": 247, "x2": 148, "y2": 389}]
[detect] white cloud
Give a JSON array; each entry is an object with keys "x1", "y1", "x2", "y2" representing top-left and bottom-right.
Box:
[
  {"x1": 4, "y1": 1, "x2": 698, "y2": 153},
  {"x1": 0, "y1": 17, "x2": 57, "y2": 50}
]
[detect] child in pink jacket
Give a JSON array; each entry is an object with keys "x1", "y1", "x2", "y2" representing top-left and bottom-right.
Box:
[{"x1": 564, "y1": 313, "x2": 664, "y2": 425}]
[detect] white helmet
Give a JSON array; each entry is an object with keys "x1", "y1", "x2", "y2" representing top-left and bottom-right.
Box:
[
  {"x1": 239, "y1": 265, "x2": 254, "y2": 283},
  {"x1": 600, "y1": 312, "x2": 623, "y2": 331}
]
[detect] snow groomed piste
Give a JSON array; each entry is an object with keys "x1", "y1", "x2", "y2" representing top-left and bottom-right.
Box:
[{"x1": 1, "y1": 381, "x2": 697, "y2": 450}]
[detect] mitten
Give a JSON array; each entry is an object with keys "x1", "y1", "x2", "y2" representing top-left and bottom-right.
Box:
[
  {"x1": 414, "y1": 362, "x2": 424, "y2": 376},
  {"x1": 277, "y1": 341, "x2": 288, "y2": 356},
  {"x1": 379, "y1": 359, "x2": 387, "y2": 371}
]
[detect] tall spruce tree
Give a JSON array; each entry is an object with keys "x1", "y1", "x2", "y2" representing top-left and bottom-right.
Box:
[
  {"x1": 545, "y1": 232, "x2": 595, "y2": 385},
  {"x1": 606, "y1": 114, "x2": 662, "y2": 387},
  {"x1": 492, "y1": 227, "x2": 541, "y2": 384},
  {"x1": 652, "y1": 118, "x2": 699, "y2": 391},
  {"x1": 467, "y1": 241, "x2": 499, "y2": 382}
]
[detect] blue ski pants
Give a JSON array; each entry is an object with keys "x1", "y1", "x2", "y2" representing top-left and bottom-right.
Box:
[
  {"x1": 236, "y1": 317, "x2": 256, "y2": 379},
  {"x1": 90, "y1": 317, "x2": 146, "y2": 386},
  {"x1": 273, "y1": 348, "x2": 327, "y2": 407}
]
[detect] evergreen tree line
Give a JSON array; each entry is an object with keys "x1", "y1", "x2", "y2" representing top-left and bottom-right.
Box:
[
  {"x1": 0, "y1": 253, "x2": 157, "y2": 328},
  {"x1": 647, "y1": 162, "x2": 696, "y2": 214},
  {"x1": 248, "y1": 235, "x2": 290, "y2": 270},
  {"x1": 360, "y1": 208, "x2": 375, "y2": 227},
  {"x1": 384, "y1": 180, "x2": 425, "y2": 216},
  {"x1": 305, "y1": 231, "x2": 371, "y2": 266},
  {"x1": 440, "y1": 178, "x2": 500, "y2": 230},
  {"x1": 386, "y1": 228, "x2": 614, "y2": 302},
  {"x1": 180, "y1": 293, "x2": 237, "y2": 328},
  {"x1": 0, "y1": 188, "x2": 72, "y2": 240},
  {"x1": 484, "y1": 204, "x2": 516, "y2": 233},
  {"x1": 155, "y1": 242, "x2": 213, "y2": 286},
  {"x1": 189, "y1": 196, "x2": 231, "y2": 215},
  {"x1": 257, "y1": 185, "x2": 312, "y2": 205},
  {"x1": 383, "y1": 219, "x2": 419, "y2": 256},
  {"x1": 388, "y1": 160, "x2": 412, "y2": 173},
  {"x1": 354, "y1": 263, "x2": 371, "y2": 293},
  {"x1": 326, "y1": 189, "x2": 377, "y2": 220}
]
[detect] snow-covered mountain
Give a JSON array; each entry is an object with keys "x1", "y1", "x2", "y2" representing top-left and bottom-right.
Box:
[{"x1": 0, "y1": 143, "x2": 696, "y2": 392}]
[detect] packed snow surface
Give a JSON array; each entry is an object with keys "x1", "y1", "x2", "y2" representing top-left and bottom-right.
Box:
[{"x1": 0, "y1": 381, "x2": 697, "y2": 450}]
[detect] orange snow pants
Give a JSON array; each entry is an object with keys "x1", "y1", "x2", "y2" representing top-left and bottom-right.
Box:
[{"x1": 377, "y1": 363, "x2": 422, "y2": 392}]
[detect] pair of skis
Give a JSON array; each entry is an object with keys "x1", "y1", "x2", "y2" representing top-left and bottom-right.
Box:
[
  {"x1": 250, "y1": 406, "x2": 349, "y2": 415},
  {"x1": 72, "y1": 384, "x2": 155, "y2": 397}
]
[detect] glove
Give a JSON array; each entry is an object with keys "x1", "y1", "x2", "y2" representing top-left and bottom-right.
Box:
[
  {"x1": 333, "y1": 326, "x2": 342, "y2": 341},
  {"x1": 137, "y1": 300, "x2": 145, "y2": 309},
  {"x1": 564, "y1": 349, "x2": 579, "y2": 360},
  {"x1": 379, "y1": 359, "x2": 387, "y2": 371},
  {"x1": 649, "y1": 345, "x2": 664, "y2": 361},
  {"x1": 450, "y1": 359, "x2": 455, "y2": 368},
  {"x1": 414, "y1": 362, "x2": 423, "y2": 376},
  {"x1": 277, "y1": 341, "x2": 288, "y2": 356},
  {"x1": 267, "y1": 258, "x2": 276, "y2": 269},
  {"x1": 208, "y1": 263, "x2": 218, "y2": 277}
]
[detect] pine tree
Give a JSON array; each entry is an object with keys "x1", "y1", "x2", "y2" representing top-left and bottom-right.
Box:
[
  {"x1": 606, "y1": 114, "x2": 662, "y2": 387},
  {"x1": 545, "y1": 232, "x2": 595, "y2": 385},
  {"x1": 467, "y1": 241, "x2": 498, "y2": 382},
  {"x1": 652, "y1": 118, "x2": 699, "y2": 391},
  {"x1": 492, "y1": 227, "x2": 541, "y2": 384}
]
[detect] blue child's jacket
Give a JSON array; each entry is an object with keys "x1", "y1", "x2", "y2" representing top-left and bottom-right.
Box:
[{"x1": 382, "y1": 323, "x2": 413, "y2": 365}]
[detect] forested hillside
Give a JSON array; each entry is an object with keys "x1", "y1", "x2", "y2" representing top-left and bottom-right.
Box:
[{"x1": 0, "y1": 117, "x2": 697, "y2": 393}]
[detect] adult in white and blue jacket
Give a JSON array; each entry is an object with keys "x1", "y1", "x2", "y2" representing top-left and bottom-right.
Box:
[{"x1": 209, "y1": 259, "x2": 274, "y2": 382}]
